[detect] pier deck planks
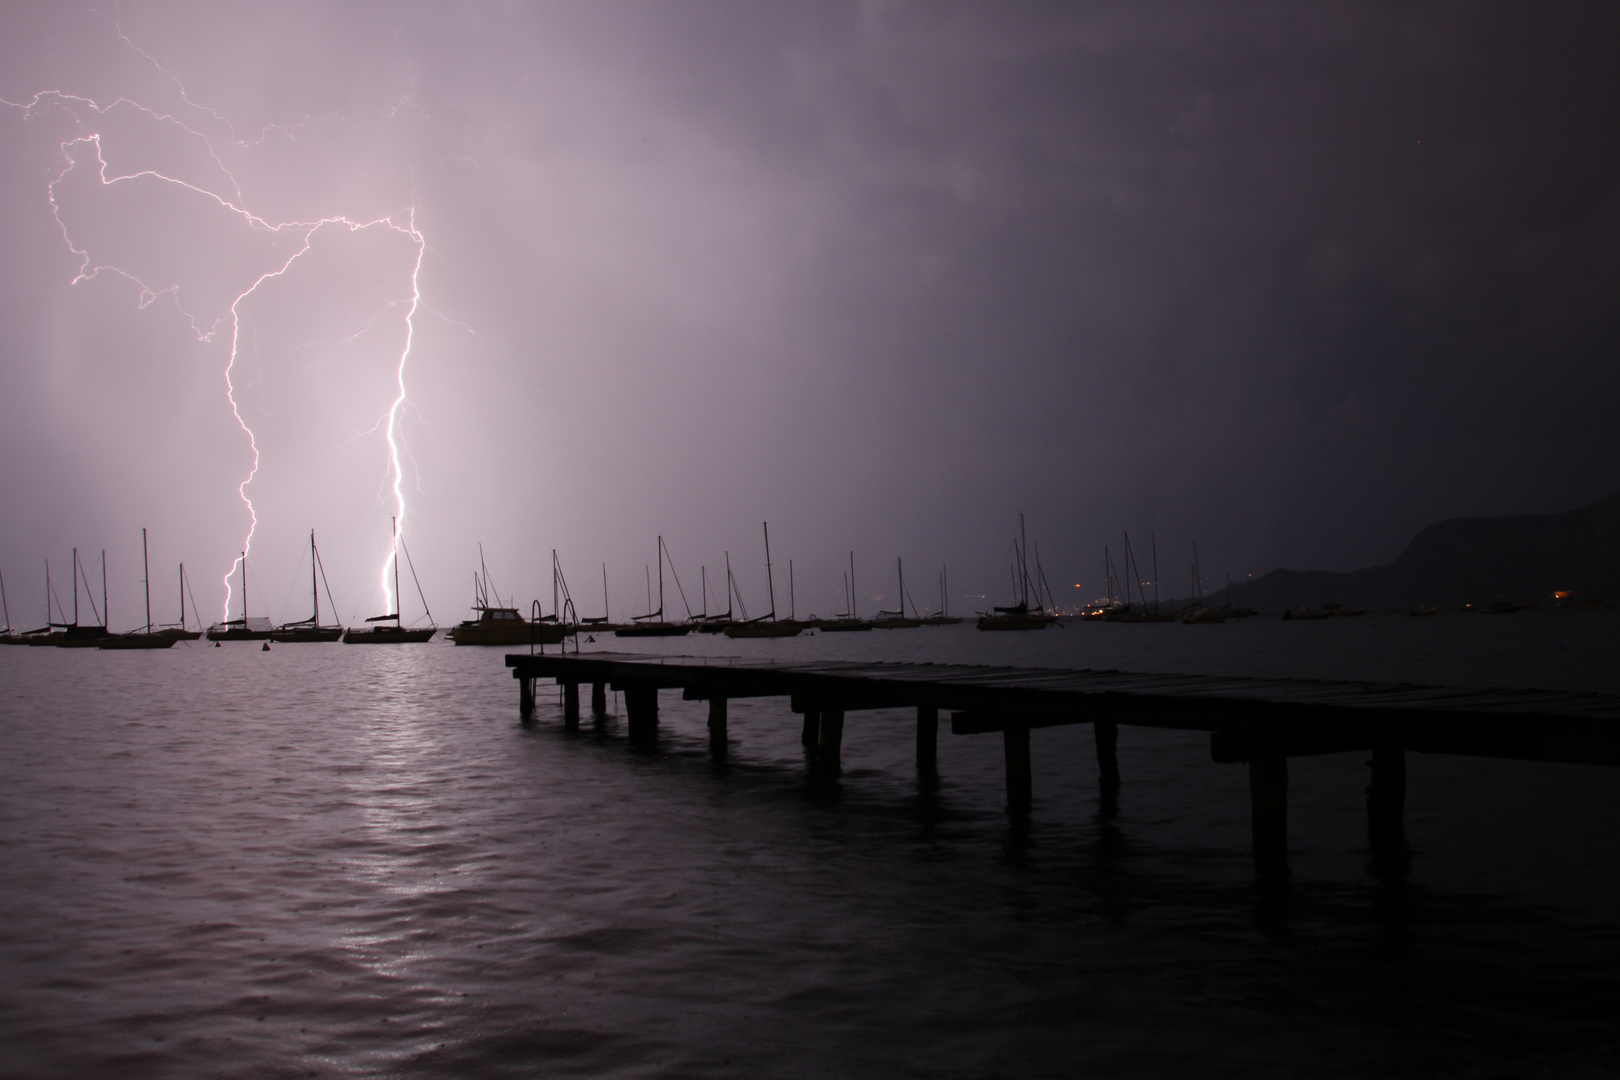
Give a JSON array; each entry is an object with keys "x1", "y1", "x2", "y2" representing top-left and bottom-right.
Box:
[{"x1": 506, "y1": 652, "x2": 1620, "y2": 766}]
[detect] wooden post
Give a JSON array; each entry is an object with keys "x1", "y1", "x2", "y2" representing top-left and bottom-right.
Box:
[
  {"x1": 624, "y1": 683, "x2": 658, "y2": 742},
  {"x1": 801, "y1": 707, "x2": 821, "y2": 749},
  {"x1": 916, "y1": 705, "x2": 938, "y2": 772},
  {"x1": 817, "y1": 708, "x2": 845, "y2": 774},
  {"x1": 562, "y1": 681, "x2": 580, "y2": 729},
  {"x1": 519, "y1": 675, "x2": 534, "y2": 719},
  {"x1": 708, "y1": 696, "x2": 728, "y2": 758},
  {"x1": 1004, "y1": 723, "x2": 1032, "y2": 811},
  {"x1": 591, "y1": 681, "x2": 607, "y2": 717},
  {"x1": 1248, "y1": 753, "x2": 1288, "y2": 865},
  {"x1": 1366, "y1": 747, "x2": 1405, "y2": 843},
  {"x1": 1095, "y1": 719, "x2": 1120, "y2": 791}
]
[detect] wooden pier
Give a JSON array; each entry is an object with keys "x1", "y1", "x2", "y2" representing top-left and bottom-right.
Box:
[{"x1": 505, "y1": 652, "x2": 1620, "y2": 864}]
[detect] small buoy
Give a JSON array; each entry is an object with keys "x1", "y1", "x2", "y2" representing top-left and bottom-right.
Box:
[
  {"x1": 214, "y1": 641, "x2": 221, "y2": 648},
  {"x1": 586, "y1": 635, "x2": 596, "y2": 643},
  {"x1": 262, "y1": 641, "x2": 271, "y2": 651}
]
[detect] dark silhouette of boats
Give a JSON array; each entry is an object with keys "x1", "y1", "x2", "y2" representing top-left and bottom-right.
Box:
[
  {"x1": 821, "y1": 552, "x2": 875, "y2": 632},
  {"x1": 1104, "y1": 531, "x2": 1174, "y2": 623},
  {"x1": 101, "y1": 529, "x2": 176, "y2": 649},
  {"x1": 155, "y1": 563, "x2": 203, "y2": 641},
  {"x1": 616, "y1": 537, "x2": 694, "y2": 637},
  {"x1": 451, "y1": 547, "x2": 566, "y2": 645},
  {"x1": 19, "y1": 559, "x2": 69, "y2": 645},
  {"x1": 271, "y1": 531, "x2": 344, "y2": 642},
  {"x1": 921, "y1": 565, "x2": 964, "y2": 625},
  {"x1": 873, "y1": 556, "x2": 922, "y2": 628},
  {"x1": 696, "y1": 554, "x2": 743, "y2": 633},
  {"x1": 343, "y1": 518, "x2": 436, "y2": 643},
  {"x1": 724, "y1": 524, "x2": 804, "y2": 638},
  {"x1": 0, "y1": 566, "x2": 21, "y2": 645},
  {"x1": 207, "y1": 552, "x2": 273, "y2": 641},
  {"x1": 978, "y1": 517, "x2": 1059, "y2": 630},
  {"x1": 58, "y1": 549, "x2": 113, "y2": 647}
]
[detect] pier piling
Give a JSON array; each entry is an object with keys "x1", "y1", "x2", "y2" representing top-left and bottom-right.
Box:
[
  {"x1": 708, "y1": 697, "x2": 728, "y2": 758},
  {"x1": 1367, "y1": 747, "x2": 1405, "y2": 842},
  {"x1": 1095, "y1": 719, "x2": 1121, "y2": 793},
  {"x1": 916, "y1": 705, "x2": 938, "y2": 773},
  {"x1": 624, "y1": 683, "x2": 658, "y2": 742},
  {"x1": 591, "y1": 681, "x2": 607, "y2": 718},
  {"x1": 801, "y1": 707, "x2": 820, "y2": 749},
  {"x1": 563, "y1": 682, "x2": 580, "y2": 729},
  {"x1": 817, "y1": 708, "x2": 845, "y2": 774},
  {"x1": 1004, "y1": 723, "x2": 1032, "y2": 811},
  {"x1": 519, "y1": 676, "x2": 534, "y2": 720},
  {"x1": 1249, "y1": 753, "x2": 1289, "y2": 865}
]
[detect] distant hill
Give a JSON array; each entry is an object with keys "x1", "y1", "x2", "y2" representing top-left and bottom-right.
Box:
[{"x1": 1235, "y1": 492, "x2": 1620, "y2": 611}]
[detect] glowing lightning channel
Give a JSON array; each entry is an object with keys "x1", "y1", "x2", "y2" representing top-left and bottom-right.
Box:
[
  {"x1": 380, "y1": 210, "x2": 426, "y2": 618},
  {"x1": 5, "y1": 61, "x2": 433, "y2": 624}
]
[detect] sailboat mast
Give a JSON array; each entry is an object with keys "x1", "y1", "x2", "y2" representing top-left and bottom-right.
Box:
[
  {"x1": 763, "y1": 523, "x2": 776, "y2": 619},
  {"x1": 178, "y1": 563, "x2": 185, "y2": 629},
  {"x1": 241, "y1": 551, "x2": 248, "y2": 623},
  {"x1": 897, "y1": 557, "x2": 905, "y2": 618},
  {"x1": 657, "y1": 536, "x2": 665, "y2": 620},
  {"x1": 850, "y1": 551, "x2": 858, "y2": 618},
  {"x1": 392, "y1": 517, "x2": 400, "y2": 624},
  {"x1": 789, "y1": 559, "x2": 795, "y2": 621},
  {"x1": 1, "y1": 567, "x2": 10, "y2": 633},
  {"x1": 101, "y1": 550, "x2": 108, "y2": 629},
  {"x1": 72, "y1": 548, "x2": 79, "y2": 627},
  {"x1": 602, "y1": 563, "x2": 609, "y2": 622},
  {"x1": 1019, "y1": 514, "x2": 1030, "y2": 607},
  {"x1": 142, "y1": 528, "x2": 151, "y2": 633},
  {"x1": 311, "y1": 530, "x2": 319, "y2": 624},
  {"x1": 1151, "y1": 531, "x2": 1160, "y2": 615}
]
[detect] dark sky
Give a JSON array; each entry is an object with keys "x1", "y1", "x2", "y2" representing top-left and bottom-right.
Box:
[{"x1": 2, "y1": 2, "x2": 1617, "y2": 627}]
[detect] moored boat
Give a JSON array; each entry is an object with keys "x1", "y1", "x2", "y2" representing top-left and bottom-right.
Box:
[
  {"x1": 99, "y1": 529, "x2": 176, "y2": 648},
  {"x1": 342, "y1": 517, "x2": 437, "y2": 643},
  {"x1": 271, "y1": 531, "x2": 345, "y2": 642},
  {"x1": 722, "y1": 523, "x2": 802, "y2": 638},
  {"x1": 208, "y1": 551, "x2": 273, "y2": 641}
]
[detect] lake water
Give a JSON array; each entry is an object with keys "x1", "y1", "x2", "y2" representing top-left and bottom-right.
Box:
[{"x1": 2, "y1": 612, "x2": 1618, "y2": 1078}]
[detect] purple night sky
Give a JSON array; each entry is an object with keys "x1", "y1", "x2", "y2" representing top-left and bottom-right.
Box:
[{"x1": 2, "y1": 2, "x2": 1617, "y2": 628}]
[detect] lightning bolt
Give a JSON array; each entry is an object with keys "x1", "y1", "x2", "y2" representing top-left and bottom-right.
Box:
[{"x1": 4, "y1": 33, "x2": 434, "y2": 624}]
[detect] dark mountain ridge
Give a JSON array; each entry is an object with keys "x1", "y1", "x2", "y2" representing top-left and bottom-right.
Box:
[{"x1": 1234, "y1": 492, "x2": 1620, "y2": 611}]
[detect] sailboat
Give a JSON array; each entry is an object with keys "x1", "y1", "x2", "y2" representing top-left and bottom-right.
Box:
[
  {"x1": 873, "y1": 557, "x2": 922, "y2": 628},
  {"x1": 207, "y1": 552, "x2": 273, "y2": 641},
  {"x1": 449, "y1": 546, "x2": 563, "y2": 645},
  {"x1": 271, "y1": 531, "x2": 345, "y2": 642},
  {"x1": 724, "y1": 523, "x2": 803, "y2": 637},
  {"x1": 101, "y1": 529, "x2": 177, "y2": 648},
  {"x1": 155, "y1": 563, "x2": 204, "y2": 640},
  {"x1": 977, "y1": 516, "x2": 1059, "y2": 631},
  {"x1": 697, "y1": 553, "x2": 742, "y2": 633},
  {"x1": 921, "y1": 565, "x2": 964, "y2": 625},
  {"x1": 59, "y1": 549, "x2": 114, "y2": 647},
  {"x1": 0, "y1": 566, "x2": 21, "y2": 644},
  {"x1": 821, "y1": 552, "x2": 874, "y2": 632},
  {"x1": 342, "y1": 517, "x2": 437, "y2": 643},
  {"x1": 20, "y1": 559, "x2": 69, "y2": 645},
  {"x1": 616, "y1": 537, "x2": 694, "y2": 637},
  {"x1": 578, "y1": 564, "x2": 623, "y2": 633}
]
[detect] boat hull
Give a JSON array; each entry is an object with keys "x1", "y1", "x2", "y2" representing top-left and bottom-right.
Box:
[
  {"x1": 976, "y1": 614, "x2": 1058, "y2": 631},
  {"x1": 872, "y1": 618, "x2": 922, "y2": 629},
  {"x1": 450, "y1": 622, "x2": 565, "y2": 646},
  {"x1": 206, "y1": 627, "x2": 273, "y2": 641},
  {"x1": 99, "y1": 633, "x2": 177, "y2": 649},
  {"x1": 269, "y1": 626, "x2": 344, "y2": 643},
  {"x1": 342, "y1": 627, "x2": 437, "y2": 643}
]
